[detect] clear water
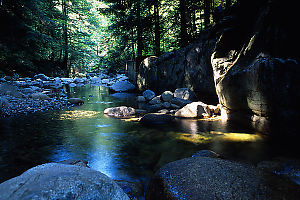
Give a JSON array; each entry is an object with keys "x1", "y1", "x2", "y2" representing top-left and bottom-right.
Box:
[{"x1": 0, "y1": 84, "x2": 298, "y2": 185}]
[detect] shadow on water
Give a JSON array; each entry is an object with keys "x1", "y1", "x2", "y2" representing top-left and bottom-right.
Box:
[{"x1": 0, "y1": 84, "x2": 299, "y2": 186}]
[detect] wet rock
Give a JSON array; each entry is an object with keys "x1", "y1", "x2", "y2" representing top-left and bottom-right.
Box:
[
  {"x1": 175, "y1": 102, "x2": 205, "y2": 118},
  {"x1": 0, "y1": 78, "x2": 6, "y2": 82},
  {"x1": 163, "y1": 102, "x2": 171, "y2": 109},
  {"x1": 192, "y1": 150, "x2": 220, "y2": 158},
  {"x1": 174, "y1": 88, "x2": 195, "y2": 101},
  {"x1": 137, "y1": 96, "x2": 146, "y2": 102},
  {"x1": 146, "y1": 157, "x2": 272, "y2": 200},
  {"x1": 0, "y1": 163, "x2": 129, "y2": 200},
  {"x1": 33, "y1": 74, "x2": 50, "y2": 81},
  {"x1": 161, "y1": 91, "x2": 174, "y2": 102},
  {"x1": 115, "y1": 180, "x2": 144, "y2": 200},
  {"x1": 170, "y1": 97, "x2": 192, "y2": 107},
  {"x1": 111, "y1": 81, "x2": 136, "y2": 92},
  {"x1": 149, "y1": 96, "x2": 162, "y2": 105},
  {"x1": 143, "y1": 90, "x2": 155, "y2": 101},
  {"x1": 69, "y1": 83, "x2": 76, "y2": 87},
  {"x1": 0, "y1": 97, "x2": 9, "y2": 109},
  {"x1": 58, "y1": 159, "x2": 89, "y2": 168},
  {"x1": 104, "y1": 106, "x2": 135, "y2": 118},
  {"x1": 140, "y1": 113, "x2": 174, "y2": 125},
  {"x1": 31, "y1": 93, "x2": 51, "y2": 100},
  {"x1": 0, "y1": 83, "x2": 23, "y2": 98},
  {"x1": 67, "y1": 98, "x2": 84, "y2": 105}
]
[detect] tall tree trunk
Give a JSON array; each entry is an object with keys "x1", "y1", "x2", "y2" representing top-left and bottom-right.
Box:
[
  {"x1": 154, "y1": 0, "x2": 160, "y2": 56},
  {"x1": 204, "y1": 0, "x2": 211, "y2": 28},
  {"x1": 62, "y1": 0, "x2": 69, "y2": 76},
  {"x1": 136, "y1": 1, "x2": 143, "y2": 65},
  {"x1": 179, "y1": 0, "x2": 188, "y2": 47}
]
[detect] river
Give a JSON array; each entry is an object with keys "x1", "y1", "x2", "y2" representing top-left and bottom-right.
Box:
[{"x1": 0, "y1": 84, "x2": 298, "y2": 186}]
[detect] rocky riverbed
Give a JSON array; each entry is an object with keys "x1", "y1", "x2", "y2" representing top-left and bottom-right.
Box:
[{"x1": 0, "y1": 72, "x2": 134, "y2": 117}]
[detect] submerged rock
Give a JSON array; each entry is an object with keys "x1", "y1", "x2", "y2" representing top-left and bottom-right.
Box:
[
  {"x1": 140, "y1": 113, "x2": 174, "y2": 125},
  {"x1": 67, "y1": 98, "x2": 84, "y2": 105},
  {"x1": 0, "y1": 163, "x2": 129, "y2": 200},
  {"x1": 104, "y1": 106, "x2": 136, "y2": 118}
]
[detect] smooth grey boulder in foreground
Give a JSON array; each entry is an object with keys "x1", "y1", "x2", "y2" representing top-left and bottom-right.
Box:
[
  {"x1": 146, "y1": 156, "x2": 300, "y2": 200},
  {"x1": 0, "y1": 163, "x2": 129, "y2": 200}
]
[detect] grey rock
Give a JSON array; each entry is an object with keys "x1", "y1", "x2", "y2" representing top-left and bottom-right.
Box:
[
  {"x1": 67, "y1": 98, "x2": 84, "y2": 105},
  {"x1": 161, "y1": 91, "x2": 174, "y2": 102},
  {"x1": 142, "y1": 90, "x2": 156, "y2": 101},
  {"x1": 115, "y1": 180, "x2": 143, "y2": 200},
  {"x1": 174, "y1": 88, "x2": 195, "y2": 100},
  {"x1": 0, "y1": 83, "x2": 23, "y2": 98},
  {"x1": 137, "y1": 96, "x2": 146, "y2": 102},
  {"x1": 147, "y1": 157, "x2": 272, "y2": 200},
  {"x1": 31, "y1": 93, "x2": 51, "y2": 100},
  {"x1": 170, "y1": 97, "x2": 192, "y2": 107},
  {"x1": 104, "y1": 106, "x2": 135, "y2": 118},
  {"x1": 163, "y1": 102, "x2": 171, "y2": 108},
  {"x1": 33, "y1": 74, "x2": 50, "y2": 81},
  {"x1": 111, "y1": 81, "x2": 136, "y2": 92},
  {"x1": 58, "y1": 159, "x2": 89, "y2": 168},
  {"x1": 149, "y1": 96, "x2": 162, "y2": 105},
  {"x1": 0, "y1": 78, "x2": 6, "y2": 82},
  {"x1": 69, "y1": 83, "x2": 76, "y2": 87},
  {"x1": 0, "y1": 163, "x2": 129, "y2": 200}
]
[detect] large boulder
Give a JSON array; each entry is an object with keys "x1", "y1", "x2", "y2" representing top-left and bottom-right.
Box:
[
  {"x1": 0, "y1": 163, "x2": 129, "y2": 200},
  {"x1": 211, "y1": 0, "x2": 300, "y2": 133},
  {"x1": 175, "y1": 102, "x2": 206, "y2": 118},
  {"x1": 174, "y1": 88, "x2": 195, "y2": 101},
  {"x1": 146, "y1": 156, "x2": 300, "y2": 200},
  {"x1": 110, "y1": 81, "x2": 136, "y2": 93},
  {"x1": 30, "y1": 92, "x2": 51, "y2": 100},
  {"x1": 33, "y1": 74, "x2": 50, "y2": 81},
  {"x1": 137, "y1": 33, "x2": 218, "y2": 104},
  {"x1": 142, "y1": 90, "x2": 156, "y2": 101},
  {"x1": 104, "y1": 106, "x2": 136, "y2": 118}
]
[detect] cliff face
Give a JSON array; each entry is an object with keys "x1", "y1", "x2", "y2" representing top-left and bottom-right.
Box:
[
  {"x1": 137, "y1": 31, "x2": 219, "y2": 104},
  {"x1": 211, "y1": 0, "x2": 300, "y2": 133}
]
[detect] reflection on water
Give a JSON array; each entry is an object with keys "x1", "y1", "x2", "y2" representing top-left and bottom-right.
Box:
[{"x1": 0, "y1": 84, "x2": 298, "y2": 185}]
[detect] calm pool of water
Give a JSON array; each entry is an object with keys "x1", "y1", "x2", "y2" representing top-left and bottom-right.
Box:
[{"x1": 0, "y1": 84, "x2": 298, "y2": 185}]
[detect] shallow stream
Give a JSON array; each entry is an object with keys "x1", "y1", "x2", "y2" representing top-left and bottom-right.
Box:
[{"x1": 0, "y1": 84, "x2": 298, "y2": 186}]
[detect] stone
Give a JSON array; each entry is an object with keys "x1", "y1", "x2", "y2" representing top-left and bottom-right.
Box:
[
  {"x1": 161, "y1": 91, "x2": 173, "y2": 102},
  {"x1": 174, "y1": 88, "x2": 195, "y2": 100},
  {"x1": 4, "y1": 76, "x2": 12, "y2": 81},
  {"x1": 67, "y1": 98, "x2": 84, "y2": 105},
  {"x1": 140, "y1": 113, "x2": 174, "y2": 125},
  {"x1": 33, "y1": 74, "x2": 50, "y2": 81},
  {"x1": 0, "y1": 97, "x2": 9, "y2": 109},
  {"x1": 192, "y1": 150, "x2": 220, "y2": 158},
  {"x1": 142, "y1": 90, "x2": 155, "y2": 101},
  {"x1": 0, "y1": 78, "x2": 6, "y2": 82},
  {"x1": 111, "y1": 81, "x2": 136, "y2": 92},
  {"x1": 175, "y1": 102, "x2": 205, "y2": 118},
  {"x1": 0, "y1": 83, "x2": 23, "y2": 98},
  {"x1": 104, "y1": 106, "x2": 135, "y2": 118},
  {"x1": 114, "y1": 180, "x2": 144, "y2": 200},
  {"x1": 0, "y1": 163, "x2": 129, "y2": 200},
  {"x1": 170, "y1": 97, "x2": 192, "y2": 107},
  {"x1": 144, "y1": 103, "x2": 164, "y2": 112},
  {"x1": 163, "y1": 102, "x2": 171, "y2": 109},
  {"x1": 137, "y1": 96, "x2": 146, "y2": 102},
  {"x1": 31, "y1": 93, "x2": 51, "y2": 100},
  {"x1": 146, "y1": 156, "x2": 279, "y2": 200},
  {"x1": 148, "y1": 96, "x2": 162, "y2": 105},
  {"x1": 69, "y1": 83, "x2": 76, "y2": 87},
  {"x1": 58, "y1": 159, "x2": 89, "y2": 168}
]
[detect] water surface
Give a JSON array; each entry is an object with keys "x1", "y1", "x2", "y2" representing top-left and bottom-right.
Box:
[{"x1": 0, "y1": 84, "x2": 297, "y2": 185}]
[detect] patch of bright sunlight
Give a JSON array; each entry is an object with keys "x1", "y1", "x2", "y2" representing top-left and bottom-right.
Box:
[
  {"x1": 210, "y1": 131, "x2": 263, "y2": 142},
  {"x1": 121, "y1": 117, "x2": 142, "y2": 122},
  {"x1": 59, "y1": 110, "x2": 100, "y2": 120},
  {"x1": 176, "y1": 133, "x2": 212, "y2": 145}
]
